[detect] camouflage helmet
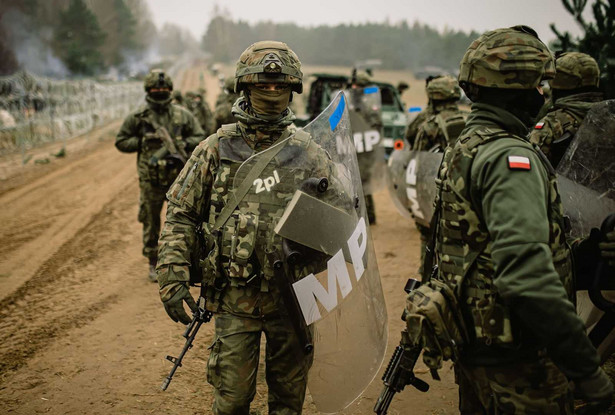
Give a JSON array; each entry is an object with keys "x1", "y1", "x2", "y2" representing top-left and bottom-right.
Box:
[
  {"x1": 235, "y1": 41, "x2": 303, "y2": 93},
  {"x1": 550, "y1": 52, "x2": 600, "y2": 90},
  {"x1": 458, "y1": 25, "x2": 555, "y2": 89},
  {"x1": 426, "y1": 75, "x2": 461, "y2": 100},
  {"x1": 144, "y1": 69, "x2": 173, "y2": 92},
  {"x1": 354, "y1": 71, "x2": 373, "y2": 87}
]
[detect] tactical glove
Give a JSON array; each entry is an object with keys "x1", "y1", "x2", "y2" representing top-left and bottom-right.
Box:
[
  {"x1": 160, "y1": 282, "x2": 197, "y2": 325},
  {"x1": 574, "y1": 367, "x2": 614, "y2": 414},
  {"x1": 599, "y1": 231, "x2": 615, "y2": 267}
]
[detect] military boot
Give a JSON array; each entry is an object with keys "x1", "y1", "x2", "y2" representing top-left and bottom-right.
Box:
[{"x1": 148, "y1": 256, "x2": 158, "y2": 283}]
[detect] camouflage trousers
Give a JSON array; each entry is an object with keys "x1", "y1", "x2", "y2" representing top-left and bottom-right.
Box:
[
  {"x1": 207, "y1": 311, "x2": 312, "y2": 415},
  {"x1": 456, "y1": 358, "x2": 574, "y2": 414},
  {"x1": 138, "y1": 181, "x2": 170, "y2": 259}
]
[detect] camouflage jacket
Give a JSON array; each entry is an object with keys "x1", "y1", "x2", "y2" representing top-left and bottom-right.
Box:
[
  {"x1": 529, "y1": 92, "x2": 603, "y2": 164},
  {"x1": 157, "y1": 119, "x2": 340, "y2": 318},
  {"x1": 404, "y1": 106, "x2": 432, "y2": 148},
  {"x1": 435, "y1": 102, "x2": 598, "y2": 378},
  {"x1": 413, "y1": 102, "x2": 468, "y2": 151},
  {"x1": 115, "y1": 102, "x2": 205, "y2": 186}
]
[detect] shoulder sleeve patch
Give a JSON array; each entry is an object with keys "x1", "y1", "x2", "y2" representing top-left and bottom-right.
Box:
[
  {"x1": 508, "y1": 155, "x2": 531, "y2": 170},
  {"x1": 534, "y1": 122, "x2": 545, "y2": 130}
]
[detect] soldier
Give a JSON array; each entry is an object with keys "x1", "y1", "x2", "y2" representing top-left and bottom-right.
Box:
[
  {"x1": 403, "y1": 78, "x2": 433, "y2": 148},
  {"x1": 413, "y1": 74, "x2": 468, "y2": 276},
  {"x1": 156, "y1": 41, "x2": 334, "y2": 414},
  {"x1": 171, "y1": 90, "x2": 184, "y2": 106},
  {"x1": 115, "y1": 69, "x2": 205, "y2": 282},
  {"x1": 185, "y1": 90, "x2": 216, "y2": 136},
  {"x1": 413, "y1": 75, "x2": 468, "y2": 151},
  {"x1": 530, "y1": 52, "x2": 603, "y2": 166},
  {"x1": 419, "y1": 26, "x2": 613, "y2": 413},
  {"x1": 214, "y1": 77, "x2": 240, "y2": 130}
]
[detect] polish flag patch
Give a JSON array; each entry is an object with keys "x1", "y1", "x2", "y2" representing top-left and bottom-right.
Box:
[
  {"x1": 534, "y1": 122, "x2": 545, "y2": 130},
  {"x1": 508, "y1": 156, "x2": 531, "y2": 170}
]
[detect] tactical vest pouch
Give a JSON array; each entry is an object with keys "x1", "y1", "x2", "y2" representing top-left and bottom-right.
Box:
[
  {"x1": 468, "y1": 296, "x2": 513, "y2": 345},
  {"x1": 224, "y1": 213, "x2": 258, "y2": 282},
  {"x1": 404, "y1": 278, "x2": 469, "y2": 371}
]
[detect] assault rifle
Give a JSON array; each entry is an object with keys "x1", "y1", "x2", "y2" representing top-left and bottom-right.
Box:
[
  {"x1": 374, "y1": 279, "x2": 429, "y2": 415},
  {"x1": 148, "y1": 125, "x2": 188, "y2": 167},
  {"x1": 161, "y1": 296, "x2": 213, "y2": 391}
]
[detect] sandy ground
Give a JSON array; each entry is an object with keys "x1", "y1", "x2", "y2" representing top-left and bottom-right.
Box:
[{"x1": 0, "y1": 62, "x2": 459, "y2": 414}]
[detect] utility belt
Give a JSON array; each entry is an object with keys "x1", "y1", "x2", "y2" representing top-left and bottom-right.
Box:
[{"x1": 196, "y1": 215, "x2": 275, "y2": 311}]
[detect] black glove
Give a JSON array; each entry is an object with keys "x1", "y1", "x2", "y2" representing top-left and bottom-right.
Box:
[
  {"x1": 161, "y1": 283, "x2": 197, "y2": 325},
  {"x1": 574, "y1": 368, "x2": 614, "y2": 414}
]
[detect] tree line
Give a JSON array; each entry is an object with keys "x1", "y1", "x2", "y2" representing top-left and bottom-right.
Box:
[
  {"x1": 0, "y1": 0, "x2": 198, "y2": 77},
  {"x1": 201, "y1": 14, "x2": 479, "y2": 73}
]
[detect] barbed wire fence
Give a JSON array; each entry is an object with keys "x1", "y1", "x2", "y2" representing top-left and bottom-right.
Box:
[{"x1": 0, "y1": 70, "x2": 144, "y2": 163}]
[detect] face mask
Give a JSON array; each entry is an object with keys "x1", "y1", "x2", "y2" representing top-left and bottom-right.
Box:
[
  {"x1": 248, "y1": 86, "x2": 291, "y2": 116},
  {"x1": 149, "y1": 91, "x2": 171, "y2": 101}
]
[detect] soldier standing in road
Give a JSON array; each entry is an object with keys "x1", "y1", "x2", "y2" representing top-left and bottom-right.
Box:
[
  {"x1": 185, "y1": 90, "x2": 216, "y2": 137},
  {"x1": 418, "y1": 26, "x2": 613, "y2": 413},
  {"x1": 156, "y1": 41, "x2": 332, "y2": 414},
  {"x1": 413, "y1": 74, "x2": 468, "y2": 275},
  {"x1": 403, "y1": 79, "x2": 433, "y2": 148},
  {"x1": 214, "y1": 77, "x2": 240, "y2": 130},
  {"x1": 413, "y1": 75, "x2": 468, "y2": 151},
  {"x1": 115, "y1": 69, "x2": 205, "y2": 282},
  {"x1": 530, "y1": 51, "x2": 604, "y2": 167}
]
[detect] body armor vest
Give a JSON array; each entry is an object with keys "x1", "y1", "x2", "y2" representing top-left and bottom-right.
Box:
[
  {"x1": 137, "y1": 104, "x2": 189, "y2": 187},
  {"x1": 435, "y1": 126, "x2": 573, "y2": 346},
  {"x1": 201, "y1": 124, "x2": 326, "y2": 301}
]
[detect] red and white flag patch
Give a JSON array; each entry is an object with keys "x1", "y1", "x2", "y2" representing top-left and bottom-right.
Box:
[
  {"x1": 534, "y1": 122, "x2": 545, "y2": 130},
  {"x1": 508, "y1": 155, "x2": 531, "y2": 170}
]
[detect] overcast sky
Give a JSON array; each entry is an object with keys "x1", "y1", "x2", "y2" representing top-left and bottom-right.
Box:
[{"x1": 146, "y1": 0, "x2": 589, "y2": 43}]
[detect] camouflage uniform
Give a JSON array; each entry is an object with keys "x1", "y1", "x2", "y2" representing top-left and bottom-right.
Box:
[
  {"x1": 423, "y1": 27, "x2": 611, "y2": 414},
  {"x1": 413, "y1": 75, "x2": 468, "y2": 275},
  {"x1": 115, "y1": 69, "x2": 205, "y2": 269},
  {"x1": 185, "y1": 90, "x2": 217, "y2": 136},
  {"x1": 214, "y1": 77, "x2": 240, "y2": 130},
  {"x1": 529, "y1": 52, "x2": 603, "y2": 166},
  {"x1": 157, "y1": 41, "x2": 324, "y2": 414}
]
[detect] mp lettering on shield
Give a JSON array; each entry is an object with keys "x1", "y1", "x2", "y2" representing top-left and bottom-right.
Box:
[
  {"x1": 292, "y1": 217, "x2": 368, "y2": 325},
  {"x1": 353, "y1": 130, "x2": 380, "y2": 153}
]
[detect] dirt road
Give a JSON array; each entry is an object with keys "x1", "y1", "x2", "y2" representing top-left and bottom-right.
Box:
[{"x1": 0, "y1": 64, "x2": 458, "y2": 414}]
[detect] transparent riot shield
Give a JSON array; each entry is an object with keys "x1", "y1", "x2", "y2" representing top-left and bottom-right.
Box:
[
  {"x1": 556, "y1": 100, "x2": 615, "y2": 361},
  {"x1": 556, "y1": 100, "x2": 615, "y2": 238},
  {"x1": 232, "y1": 92, "x2": 388, "y2": 413},
  {"x1": 386, "y1": 147, "x2": 442, "y2": 227},
  {"x1": 345, "y1": 86, "x2": 386, "y2": 194}
]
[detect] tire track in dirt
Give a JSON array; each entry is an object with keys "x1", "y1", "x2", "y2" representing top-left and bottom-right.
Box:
[
  {"x1": 0, "y1": 140, "x2": 137, "y2": 301},
  {"x1": 0, "y1": 180, "x2": 137, "y2": 377}
]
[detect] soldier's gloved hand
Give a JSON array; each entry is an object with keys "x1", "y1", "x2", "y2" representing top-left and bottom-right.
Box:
[
  {"x1": 160, "y1": 282, "x2": 197, "y2": 325},
  {"x1": 574, "y1": 367, "x2": 614, "y2": 414},
  {"x1": 599, "y1": 231, "x2": 615, "y2": 267}
]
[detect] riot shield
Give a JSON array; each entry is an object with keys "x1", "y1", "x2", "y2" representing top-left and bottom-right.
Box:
[
  {"x1": 556, "y1": 100, "x2": 615, "y2": 238},
  {"x1": 345, "y1": 86, "x2": 386, "y2": 194},
  {"x1": 556, "y1": 100, "x2": 615, "y2": 361},
  {"x1": 386, "y1": 147, "x2": 442, "y2": 227},
  {"x1": 232, "y1": 92, "x2": 388, "y2": 413}
]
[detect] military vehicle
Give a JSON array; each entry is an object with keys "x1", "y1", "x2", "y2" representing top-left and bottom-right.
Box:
[{"x1": 296, "y1": 73, "x2": 408, "y2": 159}]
